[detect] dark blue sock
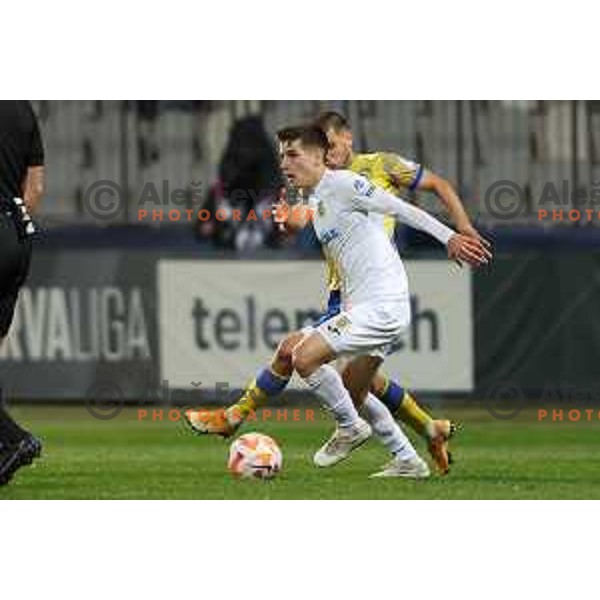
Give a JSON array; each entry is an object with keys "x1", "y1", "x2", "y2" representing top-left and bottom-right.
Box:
[
  {"x1": 378, "y1": 378, "x2": 405, "y2": 414},
  {"x1": 256, "y1": 368, "x2": 290, "y2": 397}
]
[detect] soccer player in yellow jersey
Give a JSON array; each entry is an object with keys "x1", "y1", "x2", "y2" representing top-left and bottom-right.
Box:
[{"x1": 186, "y1": 111, "x2": 488, "y2": 474}]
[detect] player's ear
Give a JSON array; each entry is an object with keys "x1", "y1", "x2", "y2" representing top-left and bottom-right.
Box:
[{"x1": 343, "y1": 130, "x2": 353, "y2": 148}]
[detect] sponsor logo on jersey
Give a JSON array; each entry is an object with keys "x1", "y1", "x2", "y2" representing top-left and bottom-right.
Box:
[
  {"x1": 320, "y1": 228, "x2": 340, "y2": 245},
  {"x1": 353, "y1": 178, "x2": 367, "y2": 193},
  {"x1": 353, "y1": 177, "x2": 375, "y2": 197}
]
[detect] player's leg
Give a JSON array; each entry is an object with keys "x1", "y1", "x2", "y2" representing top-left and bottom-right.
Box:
[
  {"x1": 0, "y1": 376, "x2": 42, "y2": 486},
  {"x1": 229, "y1": 332, "x2": 302, "y2": 420},
  {"x1": 340, "y1": 355, "x2": 429, "y2": 477},
  {"x1": 186, "y1": 289, "x2": 343, "y2": 438},
  {"x1": 0, "y1": 394, "x2": 27, "y2": 445},
  {"x1": 292, "y1": 331, "x2": 372, "y2": 467},
  {"x1": 185, "y1": 330, "x2": 305, "y2": 437},
  {"x1": 0, "y1": 346, "x2": 29, "y2": 469},
  {"x1": 361, "y1": 393, "x2": 429, "y2": 478},
  {"x1": 371, "y1": 371, "x2": 457, "y2": 474},
  {"x1": 303, "y1": 301, "x2": 418, "y2": 467},
  {"x1": 0, "y1": 331, "x2": 28, "y2": 449},
  {"x1": 371, "y1": 371, "x2": 430, "y2": 433},
  {"x1": 0, "y1": 224, "x2": 41, "y2": 486}
]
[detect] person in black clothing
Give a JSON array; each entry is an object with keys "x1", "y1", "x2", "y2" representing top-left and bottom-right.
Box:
[
  {"x1": 0, "y1": 101, "x2": 45, "y2": 486},
  {"x1": 196, "y1": 115, "x2": 284, "y2": 250}
]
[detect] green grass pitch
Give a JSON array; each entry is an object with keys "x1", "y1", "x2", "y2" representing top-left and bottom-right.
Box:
[{"x1": 2, "y1": 404, "x2": 600, "y2": 499}]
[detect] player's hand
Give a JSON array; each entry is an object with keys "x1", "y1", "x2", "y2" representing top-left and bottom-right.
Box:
[
  {"x1": 447, "y1": 233, "x2": 492, "y2": 267},
  {"x1": 272, "y1": 188, "x2": 290, "y2": 232},
  {"x1": 459, "y1": 223, "x2": 492, "y2": 248},
  {"x1": 272, "y1": 188, "x2": 313, "y2": 231}
]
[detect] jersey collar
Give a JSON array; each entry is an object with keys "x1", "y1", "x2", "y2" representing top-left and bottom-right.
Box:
[{"x1": 313, "y1": 168, "x2": 334, "y2": 196}]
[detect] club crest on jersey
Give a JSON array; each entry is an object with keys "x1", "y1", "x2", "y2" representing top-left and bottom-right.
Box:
[
  {"x1": 317, "y1": 200, "x2": 326, "y2": 216},
  {"x1": 326, "y1": 315, "x2": 351, "y2": 337}
]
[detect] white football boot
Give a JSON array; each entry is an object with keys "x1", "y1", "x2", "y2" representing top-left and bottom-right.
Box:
[
  {"x1": 369, "y1": 454, "x2": 431, "y2": 479},
  {"x1": 313, "y1": 418, "x2": 372, "y2": 467}
]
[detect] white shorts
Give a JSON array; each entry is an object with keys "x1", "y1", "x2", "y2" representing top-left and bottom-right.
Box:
[{"x1": 314, "y1": 300, "x2": 411, "y2": 359}]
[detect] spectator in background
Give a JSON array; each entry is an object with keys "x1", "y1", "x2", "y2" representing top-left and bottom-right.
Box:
[
  {"x1": 196, "y1": 115, "x2": 284, "y2": 251},
  {"x1": 134, "y1": 101, "x2": 160, "y2": 168}
]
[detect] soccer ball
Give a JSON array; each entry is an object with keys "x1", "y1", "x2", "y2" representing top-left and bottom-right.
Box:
[{"x1": 228, "y1": 432, "x2": 282, "y2": 479}]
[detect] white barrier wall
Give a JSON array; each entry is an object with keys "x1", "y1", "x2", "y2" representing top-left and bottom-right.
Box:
[
  {"x1": 158, "y1": 260, "x2": 473, "y2": 392},
  {"x1": 0, "y1": 251, "x2": 473, "y2": 399}
]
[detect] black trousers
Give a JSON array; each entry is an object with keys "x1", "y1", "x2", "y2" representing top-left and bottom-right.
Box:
[{"x1": 0, "y1": 202, "x2": 32, "y2": 339}]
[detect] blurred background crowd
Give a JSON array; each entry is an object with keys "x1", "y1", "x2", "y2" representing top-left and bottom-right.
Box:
[{"x1": 32, "y1": 100, "x2": 600, "y2": 252}]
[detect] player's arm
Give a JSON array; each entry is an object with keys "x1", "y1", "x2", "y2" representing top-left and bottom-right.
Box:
[
  {"x1": 384, "y1": 153, "x2": 488, "y2": 243},
  {"x1": 351, "y1": 178, "x2": 491, "y2": 266},
  {"x1": 22, "y1": 167, "x2": 45, "y2": 214},
  {"x1": 21, "y1": 105, "x2": 45, "y2": 214},
  {"x1": 415, "y1": 170, "x2": 480, "y2": 239}
]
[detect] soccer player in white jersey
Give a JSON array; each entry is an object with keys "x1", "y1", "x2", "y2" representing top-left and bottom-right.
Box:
[{"x1": 276, "y1": 125, "x2": 491, "y2": 475}]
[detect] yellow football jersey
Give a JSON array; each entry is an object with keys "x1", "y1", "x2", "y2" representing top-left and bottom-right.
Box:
[{"x1": 325, "y1": 152, "x2": 423, "y2": 290}]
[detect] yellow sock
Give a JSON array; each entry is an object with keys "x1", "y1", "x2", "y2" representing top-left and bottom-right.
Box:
[
  {"x1": 231, "y1": 378, "x2": 268, "y2": 418},
  {"x1": 396, "y1": 392, "x2": 433, "y2": 437}
]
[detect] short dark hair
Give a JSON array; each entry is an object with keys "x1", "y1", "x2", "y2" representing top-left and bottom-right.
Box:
[
  {"x1": 314, "y1": 111, "x2": 351, "y2": 133},
  {"x1": 276, "y1": 124, "x2": 329, "y2": 153}
]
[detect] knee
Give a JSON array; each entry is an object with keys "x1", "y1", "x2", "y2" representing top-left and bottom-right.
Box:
[
  {"x1": 370, "y1": 374, "x2": 387, "y2": 397},
  {"x1": 291, "y1": 348, "x2": 315, "y2": 379},
  {"x1": 276, "y1": 335, "x2": 298, "y2": 367}
]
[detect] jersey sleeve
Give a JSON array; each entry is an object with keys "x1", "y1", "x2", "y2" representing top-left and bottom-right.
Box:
[
  {"x1": 27, "y1": 105, "x2": 44, "y2": 167},
  {"x1": 350, "y1": 175, "x2": 455, "y2": 246},
  {"x1": 381, "y1": 153, "x2": 423, "y2": 191}
]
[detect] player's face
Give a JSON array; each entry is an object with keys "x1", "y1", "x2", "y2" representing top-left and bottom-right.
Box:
[
  {"x1": 325, "y1": 128, "x2": 353, "y2": 169},
  {"x1": 279, "y1": 140, "x2": 325, "y2": 188}
]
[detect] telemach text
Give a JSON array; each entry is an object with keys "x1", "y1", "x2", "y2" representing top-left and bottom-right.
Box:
[{"x1": 191, "y1": 295, "x2": 441, "y2": 352}]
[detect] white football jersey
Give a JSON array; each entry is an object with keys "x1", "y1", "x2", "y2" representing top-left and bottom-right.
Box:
[{"x1": 308, "y1": 169, "x2": 454, "y2": 307}]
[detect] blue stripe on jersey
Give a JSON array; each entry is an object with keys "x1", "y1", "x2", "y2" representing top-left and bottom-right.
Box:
[
  {"x1": 314, "y1": 289, "x2": 342, "y2": 326},
  {"x1": 408, "y1": 165, "x2": 424, "y2": 192}
]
